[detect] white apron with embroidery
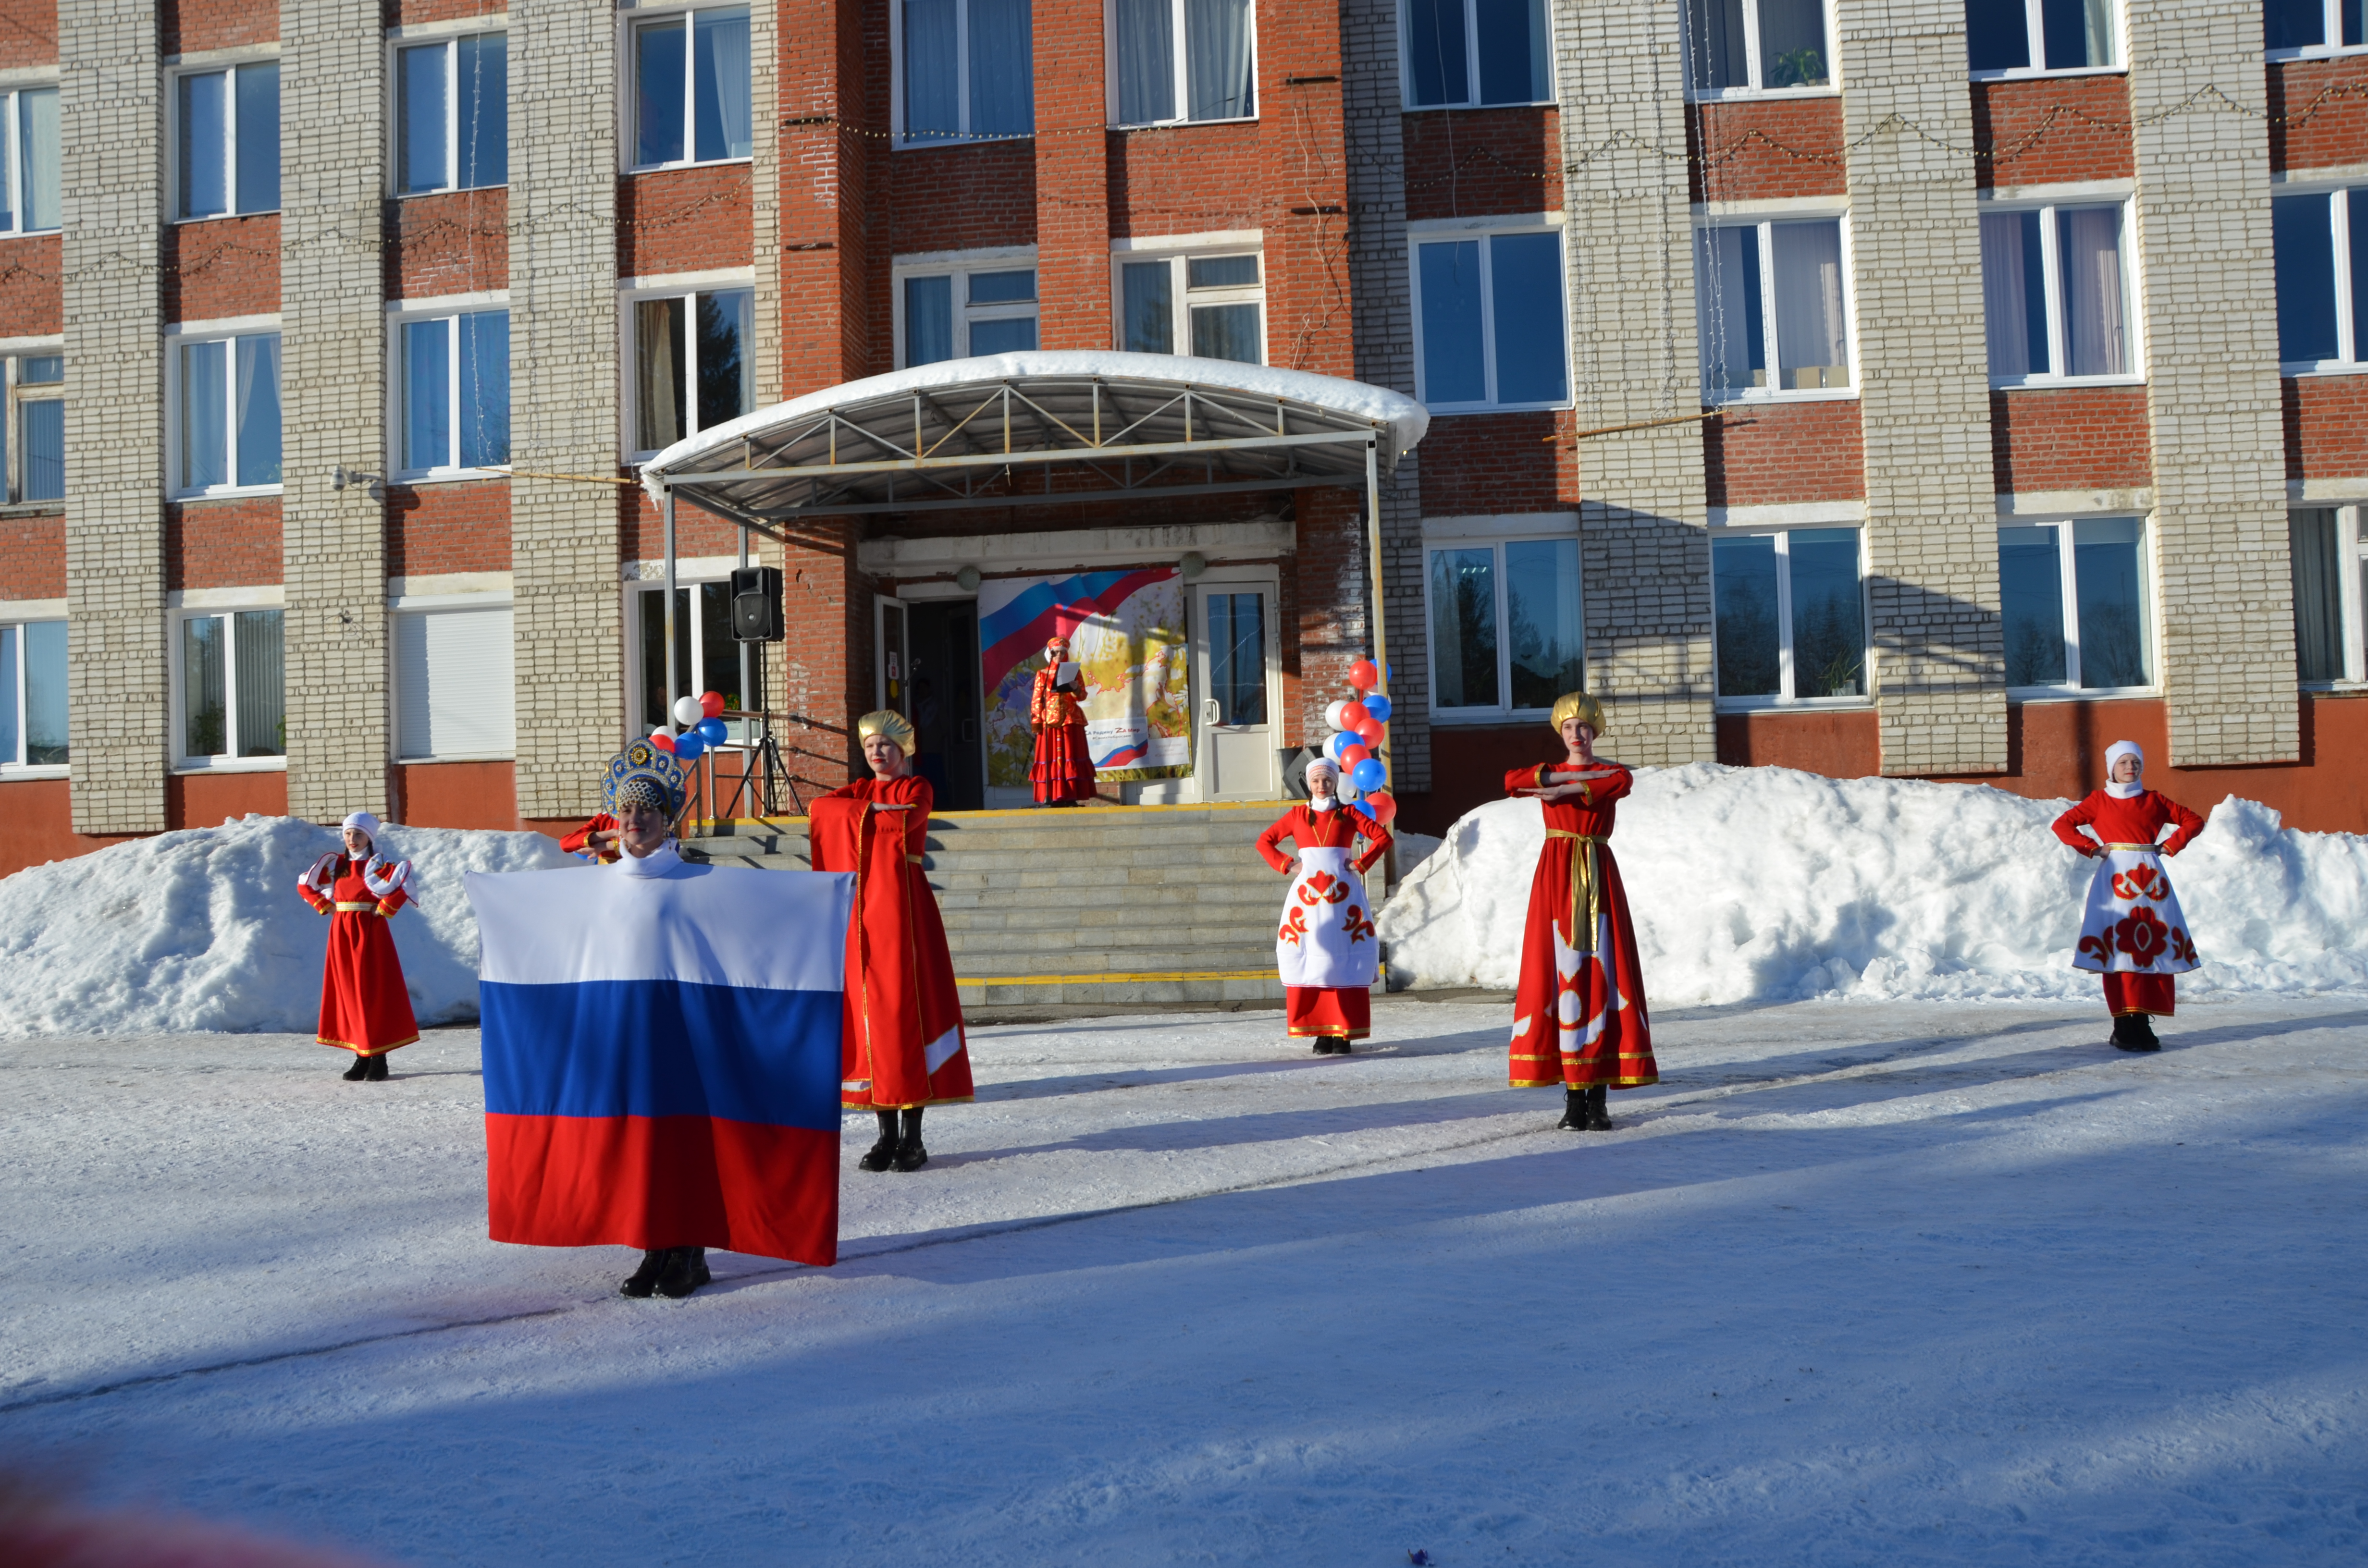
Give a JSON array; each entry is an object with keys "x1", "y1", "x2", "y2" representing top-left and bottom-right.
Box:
[
  {"x1": 1276, "y1": 845, "x2": 1380, "y2": 989},
  {"x1": 2072, "y1": 844, "x2": 2199, "y2": 975}
]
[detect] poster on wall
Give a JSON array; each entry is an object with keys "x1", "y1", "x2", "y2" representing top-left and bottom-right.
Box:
[{"x1": 979, "y1": 568, "x2": 1191, "y2": 787}]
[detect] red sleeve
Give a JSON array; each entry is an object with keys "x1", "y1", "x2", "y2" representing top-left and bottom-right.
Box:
[
  {"x1": 374, "y1": 887, "x2": 410, "y2": 918},
  {"x1": 806, "y1": 786, "x2": 866, "y2": 874},
  {"x1": 559, "y1": 814, "x2": 617, "y2": 858},
  {"x1": 2159, "y1": 794, "x2": 2207, "y2": 856},
  {"x1": 895, "y1": 775, "x2": 935, "y2": 855},
  {"x1": 1586, "y1": 766, "x2": 1634, "y2": 806},
  {"x1": 1503, "y1": 764, "x2": 1546, "y2": 796},
  {"x1": 2052, "y1": 794, "x2": 2102, "y2": 853},
  {"x1": 1347, "y1": 808, "x2": 1392, "y2": 875},
  {"x1": 298, "y1": 886, "x2": 331, "y2": 915},
  {"x1": 1256, "y1": 810, "x2": 1298, "y2": 874}
]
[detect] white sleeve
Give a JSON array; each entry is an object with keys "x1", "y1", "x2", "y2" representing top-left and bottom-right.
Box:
[
  {"x1": 361, "y1": 857, "x2": 411, "y2": 899},
  {"x1": 300, "y1": 852, "x2": 340, "y2": 894}
]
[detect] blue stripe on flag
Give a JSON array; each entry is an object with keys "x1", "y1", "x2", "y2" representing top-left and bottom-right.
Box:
[{"x1": 480, "y1": 980, "x2": 843, "y2": 1129}]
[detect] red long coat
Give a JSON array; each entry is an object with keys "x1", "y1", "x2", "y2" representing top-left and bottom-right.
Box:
[
  {"x1": 1030, "y1": 664, "x2": 1094, "y2": 803},
  {"x1": 809, "y1": 774, "x2": 975, "y2": 1109},
  {"x1": 298, "y1": 855, "x2": 419, "y2": 1056},
  {"x1": 1505, "y1": 762, "x2": 1655, "y2": 1090}
]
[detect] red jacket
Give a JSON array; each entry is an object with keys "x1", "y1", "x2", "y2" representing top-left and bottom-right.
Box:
[
  {"x1": 1257, "y1": 803, "x2": 1390, "y2": 876},
  {"x1": 2051, "y1": 790, "x2": 2204, "y2": 857},
  {"x1": 560, "y1": 813, "x2": 620, "y2": 863}
]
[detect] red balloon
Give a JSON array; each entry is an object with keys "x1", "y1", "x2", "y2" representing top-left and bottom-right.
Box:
[
  {"x1": 1338, "y1": 743, "x2": 1370, "y2": 768},
  {"x1": 700, "y1": 690, "x2": 726, "y2": 719},
  {"x1": 1354, "y1": 719, "x2": 1384, "y2": 748},
  {"x1": 649, "y1": 732, "x2": 677, "y2": 753},
  {"x1": 1363, "y1": 790, "x2": 1399, "y2": 825},
  {"x1": 1339, "y1": 700, "x2": 1369, "y2": 732},
  {"x1": 1347, "y1": 659, "x2": 1379, "y2": 691}
]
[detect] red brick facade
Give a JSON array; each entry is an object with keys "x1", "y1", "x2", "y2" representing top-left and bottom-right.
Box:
[
  {"x1": 1404, "y1": 107, "x2": 1563, "y2": 221},
  {"x1": 167, "y1": 498, "x2": 283, "y2": 591},
  {"x1": 1689, "y1": 98, "x2": 1846, "y2": 204},
  {"x1": 1971, "y1": 74, "x2": 2133, "y2": 189},
  {"x1": 1990, "y1": 387, "x2": 2152, "y2": 495},
  {"x1": 1705, "y1": 401, "x2": 1865, "y2": 506}
]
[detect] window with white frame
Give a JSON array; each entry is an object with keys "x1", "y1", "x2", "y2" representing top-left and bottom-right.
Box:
[
  {"x1": 1980, "y1": 200, "x2": 2136, "y2": 383},
  {"x1": 397, "y1": 32, "x2": 507, "y2": 195},
  {"x1": 0, "y1": 616, "x2": 66, "y2": 768},
  {"x1": 4, "y1": 353, "x2": 62, "y2": 503},
  {"x1": 899, "y1": 0, "x2": 1034, "y2": 143},
  {"x1": 1119, "y1": 248, "x2": 1262, "y2": 363},
  {"x1": 631, "y1": 5, "x2": 753, "y2": 169},
  {"x1": 1111, "y1": 0, "x2": 1256, "y2": 126},
  {"x1": 2265, "y1": 0, "x2": 2365, "y2": 56},
  {"x1": 395, "y1": 603, "x2": 517, "y2": 759},
  {"x1": 1711, "y1": 527, "x2": 1865, "y2": 703},
  {"x1": 630, "y1": 286, "x2": 753, "y2": 455},
  {"x1": 2290, "y1": 507, "x2": 2368, "y2": 685},
  {"x1": 172, "y1": 330, "x2": 281, "y2": 496},
  {"x1": 1968, "y1": 0, "x2": 2117, "y2": 74},
  {"x1": 2271, "y1": 187, "x2": 2368, "y2": 369},
  {"x1": 1998, "y1": 517, "x2": 2153, "y2": 692},
  {"x1": 900, "y1": 260, "x2": 1038, "y2": 366},
  {"x1": 175, "y1": 62, "x2": 279, "y2": 220},
  {"x1": 1401, "y1": 0, "x2": 1550, "y2": 109},
  {"x1": 634, "y1": 581, "x2": 745, "y2": 733},
  {"x1": 1683, "y1": 0, "x2": 1832, "y2": 94},
  {"x1": 177, "y1": 605, "x2": 284, "y2": 763},
  {"x1": 1413, "y1": 225, "x2": 1568, "y2": 409},
  {"x1": 396, "y1": 308, "x2": 510, "y2": 476},
  {"x1": 1425, "y1": 530, "x2": 1584, "y2": 716},
  {"x1": 0, "y1": 87, "x2": 58, "y2": 235},
  {"x1": 1696, "y1": 217, "x2": 1851, "y2": 399}
]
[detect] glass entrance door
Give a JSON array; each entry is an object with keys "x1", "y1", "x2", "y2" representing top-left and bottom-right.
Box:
[{"x1": 1193, "y1": 583, "x2": 1278, "y2": 800}]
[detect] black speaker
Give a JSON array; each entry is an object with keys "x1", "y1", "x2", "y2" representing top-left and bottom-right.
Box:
[{"x1": 731, "y1": 566, "x2": 784, "y2": 642}]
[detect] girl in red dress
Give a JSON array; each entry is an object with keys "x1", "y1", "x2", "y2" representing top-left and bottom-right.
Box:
[
  {"x1": 1256, "y1": 757, "x2": 1391, "y2": 1054},
  {"x1": 2052, "y1": 739, "x2": 2206, "y2": 1052},
  {"x1": 296, "y1": 811, "x2": 418, "y2": 1081},
  {"x1": 809, "y1": 710, "x2": 974, "y2": 1172},
  {"x1": 1506, "y1": 693, "x2": 1655, "y2": 1130},
  {"x1": 1029, "y1": 633, "x2": 1095, "y2": 807}
]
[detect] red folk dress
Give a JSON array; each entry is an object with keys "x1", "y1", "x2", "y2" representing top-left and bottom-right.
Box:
[
  {"x1": 560, "y1": 813, "x2": 620, "y2": 863},
  {"x1": 2052, "y1": 789, "x2": 2206, "y2": 1017},
  {"x1": 808, "y1": 773, "x2": 975, "y2": 1109},
  {"x1": 1257, "y1": 803, "x2": 1391, "y2": 1040},
  {"x1": 1029, "y1": 664, "x2": 1095, "y2": 804},
  {"x1": 297, "y1": 852, "x2": 419, "y2": 1057},
  {"x1": 1505, "y1": 762, "x2": 1656, "y2": 1090}
]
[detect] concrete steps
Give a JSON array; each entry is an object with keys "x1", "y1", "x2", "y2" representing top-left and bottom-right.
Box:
[{"x1": 682, "y1": 802, "x2": 1387, "y2": 1008}]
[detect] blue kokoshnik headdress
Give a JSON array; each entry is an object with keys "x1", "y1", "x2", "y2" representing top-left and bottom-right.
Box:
[{"x1": 605, "y1": 739, "x2": 688, "y2": 820}]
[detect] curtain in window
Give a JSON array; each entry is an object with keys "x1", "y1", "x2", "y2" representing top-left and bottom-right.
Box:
[
  {"x1": 695, "y1": 9, "x2": 753, "y2": 161},
  {"x1": 1681, "y1": 0, "x2": 1748, "y2": 92},
  {"x1": 0, "y1": 98, "x2": 14, "y2": 231},
  {"x1": 1771, "y1": 220, "x2": 1847, "y2": 389},
  {"x1": 20, "y1": 398, "x2": 60, "y2": 501},
  {"x1": 183, "y1": 616, "x2": 226, "y2": 758},
  {"x1": 2040, "y1": 0, "x2": 2112, "y2": 68},
  {"x1": 19, "y1": 88, "x2": 54, "y2": 232},
  {"x1": 1404, "y1": 0, "x2": 1467, "y2": 107},
  {"x1": 405, "y1": 319, "x2": 449, "y2": 470},
  {"x1": 398, "y1": 45, "x2": 448, "y2": 194},
  {"x1": 902, "y1": 0, "x2": 959, "y2": 137},
  {"x1": 1980, "y1": 213, "x2": 2033, "y2": 378},
  {"x1": 1757, "y1": 0, "x2": 1829, "y2": 86},
  {"x1": 20, "y1": 620, "x2": 63, "y2": 764},
  {"x1": 0, "y1": 627, "x2": 12, "y2": 761},
  {"x1": 235, "y1": 64, "x2": 280, "y2": 213},
  {"x1": 2072, "y1": 518, "x2": 2147, "y2": 688},
  {"x1": 969, "y1": 0, "x2": 1035, "y2": 136},
  {"x1": 178, "y1": 73, "x2": 227, "y2": 220},
  {"x1": 1116, "y1": 0, "x2": 1175, "y2": 123},
  {"x1": 235, "y1": 334, "x2": 281, "y2": 487},
  {"x1": 1189, "y1": 303, "x2": 1261, "y2": 363},
  {"x1": 637, "y1": 21, "x2": 688, "y2": 166},
  {"x1": 904, "y1": 276, "x2": 954, "y2": 365},
  {"x1": 180, "y1": 340, "x2": 227, "y2": 491},
  {"x1": 2059, "y1": 207, "x2": 2128, "y2": 377},
  {"x1": 459, "y1": 35, "x2": 508, "y2": 188},
  {"x1": 638, "y1": 298, "x2": 685, "y2": 450},
  {"x1": 2291, "y1": 510, "x2": 2344, "y2": 683},
  {"x1": 458, "y1": 311, "x2": 510, "y2": 467},
  {"x1": 1185, "y1": 0, "x2": 1254, "y2": 121},
  {"x1": 234, "y1": 610, "x2": 285, "y2": 758},
  {"x1": 1696, "y1": 227, "x2": 1763, "y2": 395},
  {"x1": 1122, "y1": 261, "x2": 1173, "y2": 354}
]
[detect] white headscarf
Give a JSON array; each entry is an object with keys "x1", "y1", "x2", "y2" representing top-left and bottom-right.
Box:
[
  {"x1": 341, "y1": 811, "x2": 382, "y2": 843},
  {"x1": 2104, "y1": 740, "x2": 2144, "y2": 800},
  {"x1": 1304, "y1": 756, "x2": 1340, "y2": 811}
]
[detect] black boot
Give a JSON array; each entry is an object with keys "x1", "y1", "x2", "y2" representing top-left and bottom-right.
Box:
[
  {"x1": 2128, "y1": 1013, "x2": 2161, "y2": 1052},
  {"x1": 341, "y1": 1054, "x2": 369, "y2": 1081},
  {"x1": 656, "y1": 1247, "x2": 711, "y2": 1298},
  {"x1": 620, "y1": 1250, "x2": 666, "y2": 1298},
  {"x1": 364, "y1": 1053, "x2": 389, "y2": 1081},
  {"x1": 1309, "y1": 1036, "x2": 1328, "y2": 1055},
  {"x1": 893, "y1": 1107, "x2": 929, "y2": 1172},
  {"x1": 2110, "y1": 1013, "x2": 2145, "y2": 1051},
  {"x1": 1556, "y1": 1088, "x2": 1588, "y2": 1130},
  {"x1": 859, "y1": 1110, "x2": 900, "y2": 1171},
  {"x1": 1332, "y1": 1037, "x2": 1352, "y2": 1056},
  {"x1": 1584, "y1": 1085, "x2": 1612, "y2": 1131}
]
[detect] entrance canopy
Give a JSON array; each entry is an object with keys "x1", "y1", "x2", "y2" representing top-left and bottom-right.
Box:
[{"x1": 638, "y1": 350, "x2": 1429, "y2": 527}]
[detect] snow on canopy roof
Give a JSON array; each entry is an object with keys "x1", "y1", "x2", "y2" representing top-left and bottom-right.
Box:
[{"x1": 638, "y1": 350, "x2": 1431, "y2": 524}]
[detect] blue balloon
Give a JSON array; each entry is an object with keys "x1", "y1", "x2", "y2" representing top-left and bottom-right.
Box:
[
  {"x1": 696, "y1": 717, "x2": 729, "y2": 746},
  {"x1": 673, "y1": 732, "x2": 706, "y2": 761},
  {"x1": 1323, "y1": 731, "x2": 1354, "y2": 764},
  {"x1": 1362, "y1": 694, "x2": 1392, "y2": 725},
  {"x1": 1350, "y1": 758, "x2": 1385, "y2": 793}
]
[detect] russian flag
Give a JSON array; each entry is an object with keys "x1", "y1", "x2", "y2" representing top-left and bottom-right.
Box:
[{"x1": 464, "y1": 860, "x2": 854, "y2": 1268}]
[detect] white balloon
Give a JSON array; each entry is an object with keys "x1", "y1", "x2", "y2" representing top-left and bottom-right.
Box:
[
  {"x1": 1324, "y1": 698, "x2": 1351, "y2": 733},
  {"x1": 1323, "y1": 731, "x2": 1353, "y2": 764},
  {"x1": 672, "y1": 696, "x2": 705, "y2": 727}
]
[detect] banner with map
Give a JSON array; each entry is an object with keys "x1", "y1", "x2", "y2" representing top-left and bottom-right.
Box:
[{"x1": 979, "y1": 568, "x2": 1191, "y2": 787}]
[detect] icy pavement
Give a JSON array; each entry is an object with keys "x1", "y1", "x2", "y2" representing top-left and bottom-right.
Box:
[{"x1": 2, "y1": 995, "x2": 2364, "y2": 1566}]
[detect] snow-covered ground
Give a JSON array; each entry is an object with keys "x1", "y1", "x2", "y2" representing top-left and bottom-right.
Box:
[{"x1": 4, "y1": 996, "x2": 2364, "y2": 1565}]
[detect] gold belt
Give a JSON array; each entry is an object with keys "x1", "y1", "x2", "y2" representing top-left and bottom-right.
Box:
[
  {"x1": 332, "y1": 901, "x2": 382, "y2": 914},
  {"x1": 1544, "y1": 830, "x2": 1609, "y2": 955},
  {"x1": 2100, "y1": 842, "x2": 2161, "y2": 853},
  {"x1": 907, "y1": 854, "x2": 924, "y2": 865}
]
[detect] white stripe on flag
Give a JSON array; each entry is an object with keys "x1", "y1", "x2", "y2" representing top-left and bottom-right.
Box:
[{"x1": 466, "y1": 863, "x2": 854, "y2": 992}]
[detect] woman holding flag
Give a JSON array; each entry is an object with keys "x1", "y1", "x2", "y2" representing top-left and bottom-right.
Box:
[
  {"x1": 296, "y1": 811, "x2": 418, "y2": 1080},
  {"x1": 810, "y1": 710, "x2": 974, "y2": 1174},
  {"x1": 1506, "y1": 693, "x2": 1656, "y2": 1130}
]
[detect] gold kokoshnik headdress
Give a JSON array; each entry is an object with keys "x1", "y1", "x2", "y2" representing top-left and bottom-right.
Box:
[
  {"x1": 1549, "y1": 692, "x2": 1607, "y2": 735},
  {"x1": 604, "y1": 739, "x2": 688, "y2": 820},
  {"x1": 856, "y1": 708, "x2": 917, "y2": 757}
]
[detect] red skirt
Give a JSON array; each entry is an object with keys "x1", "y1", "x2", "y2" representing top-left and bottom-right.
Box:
[
  {"x1": 1286, "y1": 986, "x2": 1370, "y2": 1040},
  {"x1": 1030, "y1": 723, "x2": 1095, "y2": 803},
  {"x1": 319, "y1": 911, "x2": 419, "y2": 1056},
  {"x1": 1509, "y1": 843, "x2": 1655, "y2": 1090},
  {"x1": 2104, "y1": 972, "x2": 2176, "y2": 1017}
]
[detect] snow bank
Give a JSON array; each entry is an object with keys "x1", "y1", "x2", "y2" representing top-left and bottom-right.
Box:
[
  {"x1": 1379, "y1": 764, "x2": 2368, "y2": 1004},
  {"x1": 0, "y1": 817, "x2": 570, "y2": 1036}
]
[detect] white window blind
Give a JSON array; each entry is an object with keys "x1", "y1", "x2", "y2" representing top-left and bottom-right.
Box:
[{"x1": 396, "y1": 606, "x2": 515, "y2": 759}]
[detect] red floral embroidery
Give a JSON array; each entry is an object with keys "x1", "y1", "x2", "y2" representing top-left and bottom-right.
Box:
[
  {"x1": 1296, "y1": 871, "x2": 1348, "y2": 906},
  {"x1": 2111, "y1": 863, "x2": 2167, "y2": 902},
  {"x1": 1342, "y1": 905, "x2": 1376, "y2": 943},
  {"x1": 2078, "y1": 932, "x2": 2113, "y2": 963},
  {"x1": 1279, "y1": 906, "x2": 1308, "y2": 946},
  {"x1": 2113, "y1": 904, "x2": 2171, "y2": 967},
  {"x1": 2168, "y1": 926, "x2": 2196, "y2": 966}
]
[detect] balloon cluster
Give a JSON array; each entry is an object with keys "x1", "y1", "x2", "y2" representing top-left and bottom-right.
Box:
[
  {"x1": 649, "y1": 691, "x2": 730, "y2": 760},
  {"x1": 1315, "y1": 658, "x2": 1397, "y2": 824}
]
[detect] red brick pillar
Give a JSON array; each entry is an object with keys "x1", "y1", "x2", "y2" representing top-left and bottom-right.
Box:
[
  {"x1": 1256, "y1": 2, "x2": 1353, "y2": 377},
  {"x1": 1034, "y1": 0, "x2": 1111, "y2": 349}
]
